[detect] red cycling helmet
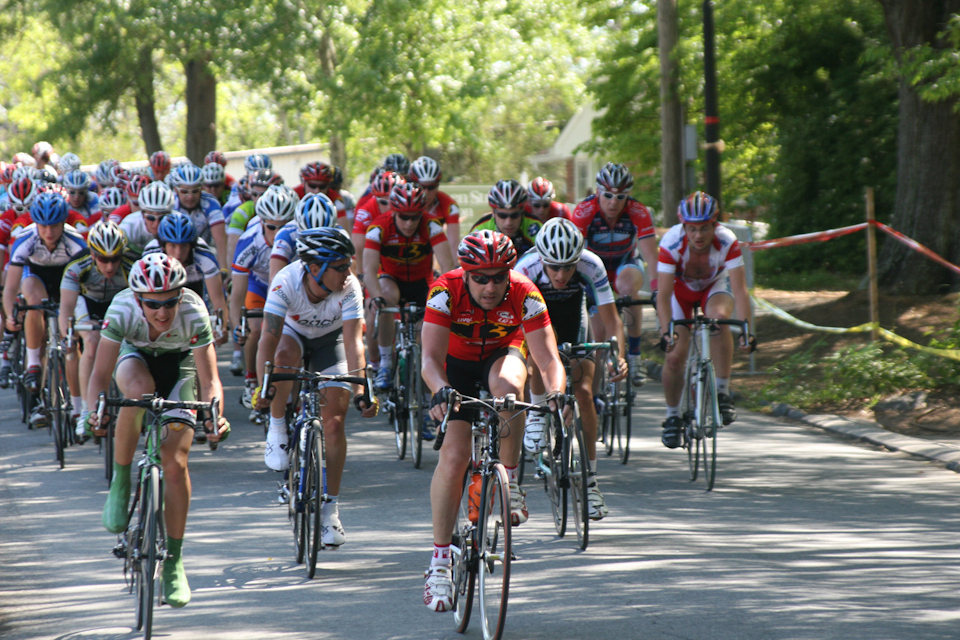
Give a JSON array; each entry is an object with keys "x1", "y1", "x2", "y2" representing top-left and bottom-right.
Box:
[
  {"x1": 371, "y1": 171, "x2": 405, "y2": 198},
  {"x1": 204, "y1": 151, "x2": 227, "y2": 167},
  {"x1": 0, "y1": 165, "x2": 14, "y2": 185},
  {"x1": 300, "y1": 161, "x2": 334, "y2": 184},
  {"x1": 458, "y1": 230, "x2": 518, "y2": 271},
  {"x1": 150, "y1": 150, "x2": 171, "y2": 175},
  {"x1": 8, "y1": 177, "x2": 38, "y2": 208},
  {"x1": 126, "y1": 174, "x2": 152, "y2": 200},
  {"x1": 527, "y1": 177, "x2": 555, "y2": 204},
  {"x1": 389, "y1": 182, "x2": 426, "y2": 213}
]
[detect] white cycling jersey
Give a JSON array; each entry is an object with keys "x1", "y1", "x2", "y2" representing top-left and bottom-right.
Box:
[{"x1": 263, "y1": 261, "x2": 363, "y2": 340}]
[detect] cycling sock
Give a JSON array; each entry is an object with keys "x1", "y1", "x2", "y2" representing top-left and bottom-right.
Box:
[
  {"x1": 716, "y1": 378, "x2": 730, "y2": 395},
  {"x1": 163, "y1": 537, "x2": 191, "y2": 608},
  {"x1": 232, "y1": 349, "x2": 242, "y2": 359},
  {"x1": 505, "y1": 464, "x2": 519, "y2": 484},
  {"x1": 666, "y1": 405, "x2": 680, "y2": 419},
  {"x1": 80, "y1": 398, "x2": 88, "y2": 413},
  {"x1": 26, "y1": 347, "x2": 41, "y2": 368},
  {"x1": 71, "y1": 396, "x2": 82, "y2": 415},
  {"x1": 529, "y1": 390, "x2": 546, "y2": 408},
  {"x1": 378, "y1": 346, "x2": 394, "y2": 369},
  {"x1": 432, "y1": 543, "x2": 452, "y2": 567},
  {"x1": 628, "y1": 335, "x2": 642, "y2": 356},
  {"x1": 245, "y1": 371, "x2": 256, "y2": 380},
  {"x1": 587, "y1": 471, "x2": 598, "y2": 488},
  {"x1": 269, "y1": 415, "x2": 286, "y2": 435},
  {"x1": 322, "y1": 496, "x2": 339, "y2": 522},
  {"x1": 102, "y1": 462, "x2": 131, "y2": 534},
  {"x1": 588, "y1": 457, "x2": 597, "y2": 475}
]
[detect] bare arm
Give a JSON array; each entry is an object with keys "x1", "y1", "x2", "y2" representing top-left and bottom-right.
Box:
[
  {"x1": 269, "y1": 256, "x2": 288, "y2": 283},
  {"x1": 656, "y1": 274, "x2": 675, "y2": 339},
  {"x1": 362, "y1": 248, "x2": 383, "y2": 299},
  {"x1": 728, "y1": 266, "x2": 753, "y2": 327},
  {"x1": 524, "y1": 325, "x2": 566, "y2": 396},
  {"x1": 204, "y1": 274, "x2": 229, "y2": 342},
  {"x1": 638, "y1": 236, "x2": 659, "y2": 289},
  {"x1": 86, "y1": 337, "x2": 121, "y2": 411},
  {"x1": 211, "y1": 223, "x2": 228, "y2": 271},
  {"x1": 447, "y1": 222, "x2": 460, "y2": 260},
  {"x1": 256, "y1": 311, "x2": 285, "y2": 387},
  {"x1": 194, "y1": 341, "x2": 229, "y2": 439},
  {"x1": 342, "y1": 317, "x2": 367, "y2": 399},
  {"x1": 58, "y1": 288, "x2": 80, "y2": 340},
  {"x1": 351, "y1": 233, "x2": 366, "y2": 274},
  {"x1": 433, "y1": 240, "x2": 454, "y2": 275},
  {"x1": 3, "y1": 264, "x2": 22, "y2": 321},
  {"x1": 229, "y1": 272, "x2": 248, "y2": 342},
  {"x1": 421, "y1": 321, "x2": 451, "y2": 395}
]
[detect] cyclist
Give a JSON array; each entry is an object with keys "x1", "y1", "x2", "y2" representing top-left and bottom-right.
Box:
[
  {"x1": 97, "y1": 187, "x2": 127, "y2": 223},
  {"x1": 350, "y1": 170, "x2": 404, "y2": 260},
  {"x1": 62, "y1": 170, "x2": 102, "y2": 224},
  {"x1": 408, "y1": 156, "x2": 460, "y2": 256},
  {"x1": 222, "y1": 153, "x2": 271, "y2": 219},
  {"x1": 32, "y1": 141, "x2": 54, "y2": 169},
  {"x1": 383, "y1": 152, "x2": 410, "y2": 177},
  {"x1": 143, "y1": 212, "x2": 229, "y2": 340},
  {"x1": 524, "y1": 176, "x2": 571, "y2": 222},
  {"x1": 85, "y1": 253, "x2": 229, "y2": 609},
  {"x1": 109, "y1": 174, "x2": 151, "y2": 223},
  {"x1": 570, "y1": 162, "x2": 658, "y2": 387},
  {"x1": 363, "y1": 182, "x2": 454, "y2": 394},
  {"x1": 268, "y1": 192, "x2": 339, "y2": 282},
  {"x1": 421, "y1": 230, "x2": 566, "y2": 612},
  {"x1": 149, "y1": 150, "x2": 172, "y2": 182},
  {"x1": 514, "y1": 217, "x2": 627, "y2": 520},
  {"x1": 3, "y1": 192, "x2": 87, "y2": 425},
  {"x1": 119, "y1": 181, "x2": 175, "y2": 256},
  {"x1": 203, "y1": 150, "x2": 236, "y2": 189},
  {"x1": 0, "y1": 177, "x2": 40, "y2": 265},
  {"x1": 94, "y1": 160, "x2": 119, "y2": 189},
  {"x1": 226, "y1": 167, "x2": 283, "y2": 271},
  {"x1": 170, "y1": 163, "x2": 228, "y2": 269},
  {"x1": 254, "y1": 228, "x2": 378, "y2": 545},
  {"x1": 230, "y1": 185, "x2": 297, "y2": 411},
  {"x1": 656, "y1": 192, "x2": 754, "y2": 448},
  {"x1": 60, "y1": 221, "x2": 131, "y2": 431},
  {"x1": 201, "y1": 162, "x2": 228, "y2": 205},
  {"x1": 58, "y1": 153, "x2": 81, "y2": 176},
  {"x1": 470, "y1": 179, "x2": 541, "y2": 257}
]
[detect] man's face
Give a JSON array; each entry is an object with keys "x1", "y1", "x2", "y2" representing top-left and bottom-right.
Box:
[
  {"x1": 261, "y1": 219, "x2": 283, "y2": 245},
  {"x1": 683, "y1": 222, "x2": 717, "y2": 251},
  {"x1": 163, "y1": 242, "x2": 191, "y2": 265},
  {"x1": 37, "y1": 223, "x2": 64, "y2": 248},
  {"x1": 203, "y1": 183, "x2": 223, "y2": 199},
  {"x1": 93, "y1": 253, "x2": 122, "y2": 278},
  {"x1": 310, "y1": 258, "x2": 352, "y2": 292},
  {"x1": 544, "y1": 263, "x2": 576, "y2": 289},
  {"x1": 177, "y1": 185, "x2": 201, "y2": 210},
  {"x1": 419, "y1": 181, "x2": 439, "y2": 207},
  {"x1": 598, "y1": 189, "x2": 629, "y2": 218},
  {"x1": 493, "y1": 207, "x2": 522, "y2": 237},
  {"x1": 395, "y1": 211, "x2": 422, "y2": 238},
  {"x1": 465, "y1": 269, "x2": 510, "y2": 310},
  {"x1": 303, "y1": 180, "x2": 329, "y2": 195},
  {"x1": 142, "y1": 211, "x2": 167, "y2": 236},
  {"x1": 138, "y1": 289, "x2": 181, "y2": 332},
  {"x1": 66, "y1": 188, "x2": 87, "y2": 210},
  {"x1": 528, "y1": 199, "x2": 552, "y2": 221}
]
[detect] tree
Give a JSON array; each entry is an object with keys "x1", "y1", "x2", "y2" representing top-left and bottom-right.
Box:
[{"x1": 659, "y1": 0, "x2": 683, "y2": 225}]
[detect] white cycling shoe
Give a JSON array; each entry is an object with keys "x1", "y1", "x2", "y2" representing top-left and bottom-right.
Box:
[
  {"x1": 423, "y1": 564, "x2": 454, "y2": 612},
  {"x1": 264, "y1": 430, "x2": 289, "y2": 471},
  {"x1": 321, "y1": 504, "x2": 346, "y2": 547},
  {"x1": 523, "y1": 413, "x2": 548, "y2": 454}
]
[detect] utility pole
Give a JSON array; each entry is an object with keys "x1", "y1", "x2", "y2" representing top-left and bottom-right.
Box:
[
  {"x1": 659, "y1": 0, "x2": 683, "y2": 227},
  {"x1": 703, "y1": 0, "x2": 723, "y2": 217}
]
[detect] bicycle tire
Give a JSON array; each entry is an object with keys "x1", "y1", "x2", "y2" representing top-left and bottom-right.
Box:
[
  {"x1": 392, "y1": 362, "x2": 408, "y2": 459},
  {"x1": 569, "y1": 410, "x2": 589, "y2": 550},
  {"x1": 306, "y1": 420, "x2": 324, "y2": 578},
  {"x1": 408, "y1": 344, "x2": 423, "y2": 469},
  {"x1": 542, "y1": 416, "x2": 566, "y2": 537},
  {"x1": 49, "y1": 353, "x2": 65, "y2": 468},
  {"x1": 137, "y1": 466, "x2": 161, "y2": 639},
  {"x1": 478, "y1": 463, "x2": 511, "y2": 640},
  {"x1": 289, "y1": 426, "x2": 305, "y2": 564},
  {"x1": 453, "y1": 470, "x2": 476, "y2": 632},
  {"x1": 607, "y1": 380, "x2": 621, "y2": 459},
  {"x1": 616, "y1": 379, "x2": 632, "y2": 465},
  {"x1": 700, "y1": 364, "x2": 719, "y2": 491},
  {"x1": 104, "y1": 419, "x2": 115, "y2": 484}
]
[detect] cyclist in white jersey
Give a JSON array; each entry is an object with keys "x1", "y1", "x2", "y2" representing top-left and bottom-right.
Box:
[
  {"x1": 170, "y1": 164, "x2": 228, "y2": 269},
  {"x1": 254, "y1": 227, "x2": 378, "y2": 546},
  {"x1": 268, "y1": 192, "x2": 339, "y2": 282},
  {"x1": 119, "y1": 181, "x2": 175, "y2": 257}
]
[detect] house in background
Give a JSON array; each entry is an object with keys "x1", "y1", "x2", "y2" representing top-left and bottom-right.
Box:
[{"x1": 527, "y1": 104, "x2": 602, "y2": 204}]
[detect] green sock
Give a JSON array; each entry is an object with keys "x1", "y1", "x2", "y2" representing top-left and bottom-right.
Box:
[
  {"x1": 163, "y1": 537, "x2": 191, "y2": 608},
  {"x1": 102, "y1": 462, "x2": 131, "y2": 534}
]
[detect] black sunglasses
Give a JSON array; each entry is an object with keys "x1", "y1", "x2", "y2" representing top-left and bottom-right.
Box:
[
  {"x1": 469, "y1": 272, "x2": 508, "y2": 285},
  {"x1": 327, "y1": 263, "x2": 351, "y2": 273},
  {"x1": 94, "y1": 254, "x2": 123, "y2": 264},
  {"x1": 143, "y1": 213, "x2": 167, "y2": 222},
  {"x1": 546, "y1": 263, "x2": 577, "y2": 272},
  {"x1": 137, "y1": 294, "x2": 182, "y2": 310},
  {"x1": 264, "y1": 223, "x2": 282, "y2": 231},
  {"x1": 397, "y1": 213, "x2": 422, "y2": 222},
  {"x1": 495, "y1": 211, "x2": 521, "y2": 220},
  {"x1": 306, "y1": 182, "x2": 329, "y2": 190},
  {"x1": 421, "y1": 183, "x2": 439, "y2": 191}
]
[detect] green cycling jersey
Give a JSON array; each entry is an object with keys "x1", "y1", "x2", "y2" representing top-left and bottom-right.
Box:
[{"x1": 469, "y1": 212, "x2": 541, "y2": 257}]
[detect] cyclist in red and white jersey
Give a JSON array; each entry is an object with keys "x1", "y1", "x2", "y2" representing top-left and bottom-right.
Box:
[
  {"x1": 351, "y1": 171, "x2": 403, "y2": 260},
  {"x1": 149, "y1": 150, "x2": 172, "y2": 183},
  {"x1": 570, "y1": 162, "x2": 658, "y2": 387},
  {"x1": 109, "y1": 174, "x2": 151, "y2": 223},
  {"x1": 656, "y1": 192, "x2": 754, "y2": 448},
  {"x1": 408, "y1": 156, "x2": 460, "y2": 256},
  {"x1": 523, "y1": 176, "x2": 571, "y2": 222},
  {"x1": 294, "y1": 161, "x2": 348, "y2": 224}
]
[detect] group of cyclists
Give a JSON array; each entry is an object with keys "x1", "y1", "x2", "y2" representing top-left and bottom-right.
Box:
[{"x1": 0, "y1": 142, "x2": 754, "y2": 617}]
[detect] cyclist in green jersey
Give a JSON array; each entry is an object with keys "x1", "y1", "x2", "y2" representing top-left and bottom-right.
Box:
[{"x1": 469, "y1": 179, "x2": 541, "y2": 258}]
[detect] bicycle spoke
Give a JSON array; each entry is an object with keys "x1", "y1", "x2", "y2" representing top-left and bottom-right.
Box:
[
  {"x1": 306, "y1": 422, "x2": 323, "y2": 578},
  {"x1": 541, "y1": 416, "x2": 566, "y2": 537},
  {"x1": 453, "y1": 471, "x2": 476, "y2": 632},
  {"x1": 569, "y1": 414, "x2": 589, "y2": 550},
  {"x1": 478, "y1": 464, "x2": 511, "y2": 640}
]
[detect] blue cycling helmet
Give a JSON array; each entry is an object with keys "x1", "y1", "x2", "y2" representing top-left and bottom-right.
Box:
[
  {"x1": 677, "y1": 191, "x2": 720, "y2": 225},
  {"x1": 295, "y1": 193, "x2": 338, "y2": 232},
  {"x1": 30, "y1": 191, "x2": 69, "y2": 225},
  {"x1": 244, "y1": 153, "x2": 272, "y2": 173},
  {"x1": 171, "y1": 163, "x2": 202, "y2": 187},
  {"x1": 157, "y1": 212, "x2": 197, "y2": 244}
]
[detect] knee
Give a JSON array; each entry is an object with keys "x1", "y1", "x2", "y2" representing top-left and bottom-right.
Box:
[
  {"x1": 162, "y1": 453, "x2": 188, "y2": 483},
  {"x1": 489, "y1": 379, "x2": 523, "y2": 399},
  {"x1": 274, "y1": 344, "x2": 299, "y2": 366},
  {"x1": 574, "y1": 382, "x2": 593, "y2": 405},
  {"x1": 324, "y1": 415, "x2": 345, "y2": 439}
]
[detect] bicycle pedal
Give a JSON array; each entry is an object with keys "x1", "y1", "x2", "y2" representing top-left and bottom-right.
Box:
[
  {"x1": 533, "y1": 470, "x2": 545, "y2": 480},
  {"x1": 111, "y1": 542, "x2": 127, "y2": 559}
]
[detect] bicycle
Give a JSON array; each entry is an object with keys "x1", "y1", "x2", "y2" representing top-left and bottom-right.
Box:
[
  {"x1": 669, "y1": 308, "x2": 748, "y2": 491},
  {"x1": 373, "y1": 300, "x2": 428, "y2": 468},
  {"x1": 434, "y1": 393, "x2": 555, "y2": 640},
  {"x1": 261, "y1": 361, "x2": 373, "y2": 578},
  {"x1": 1, "y1": 306, "x2": 30, "y2": 424},
  {"x1": 97, "y1": 392, "x2": 221, "y2": 640},
  {"x1": 240, "y1": 305, "x2": 265, "y2": 422}
]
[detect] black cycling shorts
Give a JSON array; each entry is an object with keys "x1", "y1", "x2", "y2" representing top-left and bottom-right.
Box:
[
  {"x1": 379, "y1": 275, "x2": 429, "y2": 308},
  {"x1": 444, "y1": 346, "x2": 526, "y2": 424}
]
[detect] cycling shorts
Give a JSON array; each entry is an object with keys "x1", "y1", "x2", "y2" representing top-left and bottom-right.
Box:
[
  {"x1": 671, "y1": 273, "x2": 733, "y2": 321},
  {"x1": 116, "y1": 347, "x2": 198, "y2": 430},
  {"x1": 76, "y1": 295, "x2": 110, "y2": 325},
  {"x1": 280, "y1": 327, "x2": 350, "y2": 391},
  {"x1": 22, "y1": 265, "x2": 64, "y2": 304},
  {"x1": 379, "y1": 274, "x2": 429, "y2": 308},
  {"x1": 607, "y1": 255, "x2": 645, "y2": 296},
  {"x1": 444, "y1": 346, "x2": 526, "y2": 424},
  {"x1": 245, "y1": 275, "x2": 267, "y2": 310}
]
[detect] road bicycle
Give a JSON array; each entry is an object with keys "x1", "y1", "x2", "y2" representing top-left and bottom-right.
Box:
[
  {"x1": 97, "y1": 392, "x2": 221, "y2": 640},
  {"x1": 262, "y1": 361, "x2": 373, "y2": 578},
  {"x1": 669, "y1": 308, "x2": 748, "y2": 491},
  {"x1": 435, "y1": 393, "x2": 556, "y2": 640},
  {"x1": 373, "y1": 300, "x2": 428, "y2": 467},
  {"x1": 0, "y1": 307, "x2": 30, "y2": 423}
]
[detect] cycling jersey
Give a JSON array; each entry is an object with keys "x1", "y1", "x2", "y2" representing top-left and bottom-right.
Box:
[
  {"x1": 103, "y1": 287, "x2": 212, "y2": 354},
  {"x1": 227, "y1": 200, "x2": 256, "y2": 236},
  {"x1": 143, "y1": 238, "x2": 220, "y2": 297},
  {"x1": 174, "y1": 191, "x2": 224, "y2": 244},
  {"x1": 264, "y1": 261, "x2": 363, "y2": 340},
  {"x1": 61, "y1": 248, "x2": 132, "y2": 305},
  {"x1": 2, "y1": 210, "x2": 88, "y2": 247},
  {"x1": 269, "y1": 221, "x2": 298, "y2": 264},
  {"x1": 569, "y1": 195, "x2": 655, "y2": 272},
  {"x1": 365, "y1": 212, "x2": 447, "y2": 282},
  {"x1": 470, "y1": 213, "x2": 541, "y2": 257},
  {"x1": 523, "y1": 200, "x2": 571, "y2": 222},
  {"x1": 424, "y1": 268, "x2": 551, "y2": 360},
  {"x1": 222, "y1": 185, "x2": 244, "y2": 220},
  {"x1": 69, "y1": 192, "x2": 101, "y2": 222},
  {"x1": 351, "y1": 201, "x2": 385, "y2": 236},
  {"x1": 10, "y1": 224, "x2": 87, "y2": 302},
  {"x1": 119, "y1": 212, "x2": 158, "y2": 257},
  {"x1": 657, "y1": 223, "x2": 743, "y2": 292},
  {"x1": 232, "y1": 222, "x2": 273, "y2": 302},
  {"x1": 426, "y1": 191, "x2": 461, "y2": 225},
  {"x1": 108, "y1": 203, "x2": 133, "y2": 224}
]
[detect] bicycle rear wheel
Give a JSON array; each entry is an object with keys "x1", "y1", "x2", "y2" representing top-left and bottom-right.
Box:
[
  {"x1": 288, "y1": 426, "x2": 305, "y2": 564},
  {"x1": 541, "y1": 416, "x2": 567, "y2": 537},
  {"x1": 136, "y1": 466, "x2": 161, "y2": 639},
  {"x1": 306, "y1": 420, "x2": 324, "y2": 578},
  {"x1": 452, "y1": 470, "x2": 476, "y2": 632},
  {"x1": 569, "y1": 411, "x2": 589, "y2": 550},
  {"x1": 392, "y1": 365, "x2": 408, "y2": 459},
  {"x1": 616, "y1": 380, "x2": 632, "y2": 465},
  {"x1": 478, "y1": 463, "x2": 511, "y2": 640},
  {"x1": 49, "y1": 354, "x2": 66, "y2": 468},
  {"x1": 700, "y1": 364, "x2": 720, "y2": 491},
  {"x1": 407, "y1": 345, "x2": 424, "y2": 469}
]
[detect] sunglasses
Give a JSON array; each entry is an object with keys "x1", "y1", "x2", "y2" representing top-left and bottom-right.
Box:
[
  {"x1": 178, "y1": 188, "x2": 201, "y2": 195},
  {"x1": 94, "y1": 254, "x2": 123, "y2": 264},
  {"x1": 143, "y1": 213, "x2": 167, "y2": 222},
  {"x1": 306, "y1": 182, "x2": 329, "y2": 190},
  {"x1": 469, "y1": 272, "x2": 508, "y2": 285},
  {"x1": 601, "y1": 191, "x2": 628, "y2": 201},
  {"x1": 66, "y1": 189, "x2": 86, "y2": 196},
  {"x1": 264, "y1": 223, "x2": 282, "y2": 231},
  {"x1": 397, "y1": 213, "x2": 421, "y2": 222},
  {"x1": 546, "y1": 263, "x2": 577, "y2": 272},
  {"x1": 531, "y1": 202, "x2": 550, "y2": 209},
  {"x1": 137, "y1": 294, "x2": 182, "y2": 310},
  {"x1": 376, "y1": 198, "x2": 390, "y2": 207},
  {"x1": 495, "y1": 211, "x2": 521, "y2": 220},
  {"x1": 12, "y1": 205, "x2": 26, "y2": 214},
  {"x1": 421, "y1": 183, "x2": 439, "y2": 191},
  {"x1": 327, "y1": 263, "x2": 352, "y2": 273}
]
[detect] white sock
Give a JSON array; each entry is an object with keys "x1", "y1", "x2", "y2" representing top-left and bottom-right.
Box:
[
  {"x1": 717, "y1": 378, "x2": 730, "y2": 395},
  {"x1": 27, "y1": 347, "x2": 41, "y2": 368},
  {"x1": 269, "y1": 416, "x2": 286, "y2": 435},
  {"x1": 432, "y1": 544, "x2": 452, "y2": 567},
  {"x1": 80, "y1": 398, "x2": 88, "y2": 413},
  {"x1": 666, "y1": 405, "x2": 680, "y2": 418},
  {"x1": 378, "y1": 346, "x2": 394, "y2": 369},
  {"x1": 71, "y1": 396, "x2": 82, "y2": 415},
  {"x1": 232, "y1": 349, "x2": 242, "y2": 359},
  {"x1": 322, "y1": 496, "x2": 339, "y2": 522},
  {"x1": 588, "y1": 457, "x2": 597, "y2": 475},
  {"x1": 505, "y1": 464, "x2": 519, "y2": 484}
]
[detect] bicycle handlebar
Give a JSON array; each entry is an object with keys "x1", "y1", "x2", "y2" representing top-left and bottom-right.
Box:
[
  {"x1": 261, "y1": 360, "x2": 374, "y2": 408},
  {"x1": 616, "y1": 295, "x2": 654, "y2": 309},
  {"x1": 557, "y1": 336, "x2": 619, "y2": 361},
  {"x1": 433, "y1": 393, "x2": 557, "y2": 451},
  {"x1": 668, "y1": 317, "x2": 751, "y2": 347},
  {"x1": 372, "y1": 300, "x2": 424, "y2": 339},
  {"x1": 96, "y1": 392, "x2": 222, "y2": 450}
]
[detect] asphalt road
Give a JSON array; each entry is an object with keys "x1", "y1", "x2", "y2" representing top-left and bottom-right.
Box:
[{"x1": 2, "y1": 347, "x2": 960, "y2": 640}]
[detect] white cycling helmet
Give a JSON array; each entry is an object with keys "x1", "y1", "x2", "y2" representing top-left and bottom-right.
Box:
[
  {"x1": 244, "y1": 153, "x2": 272, "y2": 173},
  {"x1": 58, "y1": 152, "x2": 81, "y2": 174},
  {"x1": 87, "y1": 220, "x2": 128, "y2": 258},
  {"x1": 128, "y1": 253, "x2": 188, "y2": 294},
  {"x1": 535, "y1": 217, "x2": 584, "y2": 266},
  {"x1": 295, "y1": 192, "x2": 338, "y2": 231},
  {"x1": 62, "y1": 170, "x2": 91, "y2": 191},
  {"x1": 139, "y1": 181, "x2": 175, "y2": 213},
  {"x1": 255, "y1": 184, "x2": 297, "y2": 222},
  {"x1": 201, "y1": 162, "x2": 225, "y2": 185},
  {"x1": 170, "y1": 163, "x2": 202, "y2": 187},
  {"x1": 98, "y1": 187, "x2": 127, "y2": 212},
  {"x1": 409, "y1": 156, "x2": 441, "y2": 184},
  {"x1": 95, "y1": 160, "x2": 119, "y2": 187}
]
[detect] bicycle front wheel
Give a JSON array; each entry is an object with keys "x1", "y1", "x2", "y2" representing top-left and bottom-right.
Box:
[
  {"x1": 49, "y1": 354, "x2": 66, "y2": 468},
  {"x1": 541, "y1": 416, "x2": 567, "y2": 537},
  {"x1": 453, "y1": 470, "x2": 476, "y2": 632},
  {"x1": 391, "y1": 374, "x2": 408, "y2": 460},
  {"x1": 305, "y1": 421, "x2": 324, "y2": 578},
  {"x1": 700, "y1": 365, "x2": 720, "y2": 491},
  {"x1": 288, "y1": 427, "x2": 305, "y2": 564},
  {"x1": 407, "y1": 345, "x2": 424, "y2": 469},
  {"x1": 136, "y1": 466, "x2": 161, "y2": 639},
  {"x1": 568, "y1": 412, "x2": 590, "y2": 550},
  {"x1": 616, "y1": 379, "x2": 632, "y2": 465},
  {"x1": 478, "y1": 464, "x2": 512, "y2": 640}
]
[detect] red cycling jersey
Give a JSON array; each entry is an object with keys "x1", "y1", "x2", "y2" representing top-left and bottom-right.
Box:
[
  {"x1": 108, "y1": 203, "x2": 134, "y2": 224},
  {"x1": 365, "y1": 211, "x2": 447, "y2": 282},
  {"x1": 426, "y1": 191, "x2": 461, "y2": 225},
  {"x1": 352, "y1": 201, "x2": 388, "y2": 236},
  {"x1": 569, "y1": 195, "x2": 655, "y2": 266},
  {"x1": 1, "y1": 210, "x2": 88, "y2": 247},
  {"x1": 424, "y1": 268, "x2": 551, "y2": 360},
  {"x1": 523, "y1": 200, "x2": 571, "y2": 222}
]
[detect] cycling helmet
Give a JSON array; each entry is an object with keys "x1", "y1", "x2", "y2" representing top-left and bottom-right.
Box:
[
  {"x1": 595, "y1": 162, "x2": 633, "y2": 193},
  {"x1": 0, "y1": 165, "x2": 15, "y2": 184},
  {"x1": 296, "y1": 227, "x2": 355, "y2": 264},
  {"x1": 139, "y1": 181, "x2": 175, "y2": 213},
  {"x1": 30, "y1": 191, "x2": 69, "y2": 225},
  {"x1": 149, "y1": 151, "x2": 171, "y2": 175},
  {"x1": 487, "y1": 179, "x2": 528, "y2": 209},
  {"x1": 8, "y1": 178, "x2": 38, "y2": 208},
  {"x1": 458, "y1": 230, "x2": 518, "y2": 271},
  {"x1": 244, "y1": 153, "x2": 272, "y2": 173},
  {"x1": 11, "y1": 166, "x2": 31, "y2": 182},
  {"x1": 110, "y1": 165, "x2": 130, "y2": 188},
  {"x1": 201, "y1": 162, "x2": 225, "y2": 185},
  {"x1": 295, "y1": 193, "x2": 338, "y2": 231},
  {"x1": 389, "y1": 182, "x2": 426, "y2": 213},
  {"x1": 98, "y1": 187, "x2": 127, "y2": 212},
  {"x1": 170, "y1": 163, "x2": 202, "y2": 187},
  {"x1": 58, "y1": 152, "x2": 81, "y2": 174},
  {"x1": 126, "y1": 174, "x2": 152, "y2": 200},
  {"x1": 128, "y1": 253, "x2": 188, "y2": 294},
  {"x1": 527, "y1": 177, "x2": 555, "y2": 204},
  {"x1": 37, "y1": 167, "x2": 58, "y2": 184},
  {"x1": 62, "y1": 170, "x2": 91, "y2": 191},
  {"x1": 87, "y1": 220, "x2": 128, "y2": 258},
  {"x1": 249, "y1": 168, "x2": 283, "y2": 190},
  {"x1": 158, "y1": 211, "x2": 197, "y2": 244},
  {"x1": 535, "y1": 218, "x2": 584, "y2": 266},
  {"x1": 256, "y1": 184, "x2": 297, "y2": 222},
  {"x1": 95, "y1": 160, "x2": 118, "y2": 187},
  {"x1": 409, "y1": 156, "x2": 441, "y2": 184},
  {"x1": 331, "y1": 166, "x2": 344, "y2": 191},
  {"x1": 32, "y1": 141, "x2": 53, "y2": 163},
  {"x1": 12, "y1": 152, "x2": 35, "y2": 167},
  {"x1": 383, "y1": 153, "x2": 410, "y2": 175},
  {"x1": 371, "y1": 171, "x2": 404, "y2": 197},
  {"x1": 677, "y1": 191, "x2": 720, "y2": 225},
  {"x1": 299, "y1": 161, "x2": 334, "y2": 184},
  {"x1": 204, "y1": 150, "x2": 227, "y2": 167}
]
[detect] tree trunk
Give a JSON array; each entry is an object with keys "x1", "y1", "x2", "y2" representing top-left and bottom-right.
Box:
[
  {"x1": 318, "y1": 26, "x2": 347, "y2": 172},
  {"x1": 658, "y1": 0, "x2": 683, "y2": 227},
  {"x1": 134, "y1": 45, "x2": 163, "y2": 156},
  {"x1": 184, "y1": 55, "x2": 217, "y2": 166},
  {"x1": 877, "y1": 0, "x2": 960, "y2": 293}
]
